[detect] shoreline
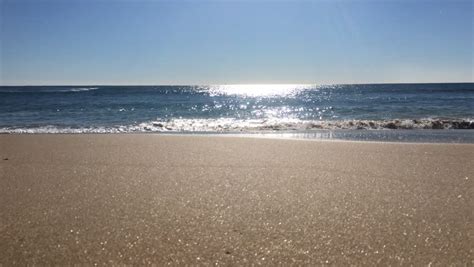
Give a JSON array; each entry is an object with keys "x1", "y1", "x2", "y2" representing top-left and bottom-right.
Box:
[
  {"x1": 1, "y1": 134, "x2": 473, "y2": 265},
  {"x1": 1, "y1": 129, "x2": 473, "y2": 144}
]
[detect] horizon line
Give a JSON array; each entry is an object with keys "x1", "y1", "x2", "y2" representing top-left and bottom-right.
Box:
[{"x1": 1, "y1": 81, "x2": 474, "y2": 87}]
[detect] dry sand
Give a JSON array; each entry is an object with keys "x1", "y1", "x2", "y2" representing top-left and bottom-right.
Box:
[{"x1": 0, "y1": 134, "x2": 473, "y2": 265}]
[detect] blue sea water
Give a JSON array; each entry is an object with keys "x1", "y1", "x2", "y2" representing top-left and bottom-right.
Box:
[{"x1": 0, "y1": 83, "x2": 473, "y2": 141}]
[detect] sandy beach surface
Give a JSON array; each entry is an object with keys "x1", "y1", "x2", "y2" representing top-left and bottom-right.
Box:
[{"x1": 0, "y1": 134, "x2": 473, "y2": 265}]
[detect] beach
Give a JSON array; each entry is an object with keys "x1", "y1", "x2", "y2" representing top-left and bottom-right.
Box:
[{"x1": 0, "y1": 134, "x2": 473, "y2": 265}]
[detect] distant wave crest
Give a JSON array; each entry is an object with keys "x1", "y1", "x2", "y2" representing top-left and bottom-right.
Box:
[
  {"x1": 69, "y1": 87, "x2": 99, "y2": 92},
  {"x1": 1, "y1": 118, "x2": 473, "y2": 134},
  {"x1": 0, "y1": 87, "x2": 100, "y2": 93}
]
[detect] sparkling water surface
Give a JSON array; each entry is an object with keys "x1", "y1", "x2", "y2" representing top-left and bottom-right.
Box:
[{"x1": 1, "y1": 83, "x2": 473, "y2": 139}]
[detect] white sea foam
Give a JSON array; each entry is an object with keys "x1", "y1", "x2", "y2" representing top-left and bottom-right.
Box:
[
  {"x1": 137, "y1": 118, "x2": 474, "y2": 131},
  {"x1": 1, "y1": 118, "x2": 472, "y2": 134},
  {"x1": 69, "y1": 87, "x2": 99, "y2": 92},
  {"x1": 0, "y1": 87, "x2": 100, "y2": 93}
]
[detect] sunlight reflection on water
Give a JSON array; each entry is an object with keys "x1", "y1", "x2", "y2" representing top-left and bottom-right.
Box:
[{"x1": 206, "y1": 84, "x2": 315, "y2": 97}]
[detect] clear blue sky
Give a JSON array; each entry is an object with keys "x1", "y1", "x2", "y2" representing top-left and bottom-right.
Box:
[{"x1": 0, "y1": 0, "x2": 472, "y2": 85}]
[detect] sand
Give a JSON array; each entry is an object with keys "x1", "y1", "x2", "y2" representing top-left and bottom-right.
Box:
[{"x1": 0, "y1": 134, "x2": 473, "y2": 265}]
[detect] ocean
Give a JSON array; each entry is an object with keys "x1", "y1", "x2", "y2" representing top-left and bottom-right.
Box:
[{"x1": 1, "y1": 83, "x2": 473, "y2": 142}]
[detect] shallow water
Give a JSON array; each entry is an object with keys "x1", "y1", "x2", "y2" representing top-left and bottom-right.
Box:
[{"x1": 236, "y1": 130, "x2": 474, "y2": 143}]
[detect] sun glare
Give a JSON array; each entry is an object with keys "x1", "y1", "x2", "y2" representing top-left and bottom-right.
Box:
[{"x1": 209, "y1": 84, "x2": 313, "y2": 97}]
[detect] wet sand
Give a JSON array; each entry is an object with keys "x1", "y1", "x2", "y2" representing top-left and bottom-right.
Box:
[{"x1": 0, "y1": 134, "x2": 473, "y2": 265}]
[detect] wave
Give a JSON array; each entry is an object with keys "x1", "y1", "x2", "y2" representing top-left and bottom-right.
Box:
[
  {"x1": 69, "y1": 87, "x2": 99, "y2": 92},
  {"x1": 135, "y1": 118, "x2": 474, "y2": 131},
  {"x1": 0, "y1": 87, "x2": 100, "y2": 93},
  {"x1": 1, "y1": 118, "x2": 473, "y2": 134}
]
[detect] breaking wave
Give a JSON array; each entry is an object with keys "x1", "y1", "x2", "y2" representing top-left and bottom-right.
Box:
[
  {"x1": 0, "y1": 87, "x2": 100, "y2": 93},
  {"x1": 1, "y1": 118, "x2": 473, "y2": 134},
  {"x1": 69, "y1": 87, "x2": 99, "y2": 92}
]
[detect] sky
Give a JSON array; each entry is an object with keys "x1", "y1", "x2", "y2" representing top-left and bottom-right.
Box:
[{"x1": 0, "y1": 0, "x2": 472, "y2": 85}]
